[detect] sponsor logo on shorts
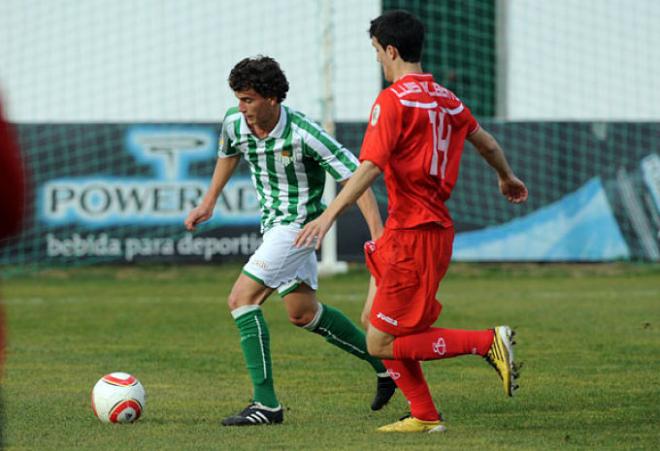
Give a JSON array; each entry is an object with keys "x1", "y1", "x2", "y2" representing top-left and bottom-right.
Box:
[
  {"x1": 252, "y1": 259, "x2": 269, "y2": 270},
  {"x1": 376, "y1": 312, "x2": 398, "y2": 326},
  {"x1": 432, "y1": 337, "x2": 446, "y2": 356}
]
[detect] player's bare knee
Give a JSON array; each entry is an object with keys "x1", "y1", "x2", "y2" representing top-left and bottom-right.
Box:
[
  {"x1": 367, "y1": 341, "x2": 386, "y2": 358},
  {"x1": 366, "y1": 335, "x2": 385, "y2": 358},
  {"x1": 360, "y1": 312, "x2": 370, "y2": 330},
  {"x1": 226, "y1": 292, "x2": 239, "y2": 310},
  {"x1": 288, "y1": 311, "x2": 314, "y2": 328},
  {"x1": 367, "y1": 329, "x2": 394, "y2": 358},
  {"x1": 227, "y1": 291, "x2": 250, "y2": 310}
]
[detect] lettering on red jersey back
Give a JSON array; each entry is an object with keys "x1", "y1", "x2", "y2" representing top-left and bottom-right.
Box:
[
  {"x1": 392, "y1": 80, "x2": 455, "y2": 100},
  {"x1": 390, "y1": 82, "x2": 422, "y2": 98}
]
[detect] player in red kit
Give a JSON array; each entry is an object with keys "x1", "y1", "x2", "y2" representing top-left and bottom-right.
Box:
[
  {"x1": 296, "y1": 10, "x2": 528, "y2": 433},
  {"x1": 0, "y1": 95, "x2": 26, "y2": 447}
]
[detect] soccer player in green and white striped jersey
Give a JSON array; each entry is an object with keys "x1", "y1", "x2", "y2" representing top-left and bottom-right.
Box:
[{"x1": 185, "y1": 56, "x2": 395, "y2": 426}]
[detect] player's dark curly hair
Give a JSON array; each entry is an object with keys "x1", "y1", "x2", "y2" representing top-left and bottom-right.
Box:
[
  {"x1": 228, "y1": 56, "x2": 289, "y2": 103},
  {"x1": 369, "y1": 10, "x2": 425, "y2": 63}
]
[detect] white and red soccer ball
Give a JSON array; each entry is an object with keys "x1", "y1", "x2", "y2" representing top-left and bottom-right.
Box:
[{"x1": 91, "y1": 372, "x2": 146, "y2": 424}]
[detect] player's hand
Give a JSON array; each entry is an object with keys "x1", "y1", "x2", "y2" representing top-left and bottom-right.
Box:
[
  {"x1": 498, "y1": 175, "x2": 528, "y2": 204},
  {"x1": 184, "y1": 205, "x2": 214, "y2": 231},
  {"x1": 295, "y1": 215, "x2": 333, "y2": 250}
]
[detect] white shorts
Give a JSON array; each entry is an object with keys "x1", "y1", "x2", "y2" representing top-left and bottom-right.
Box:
[{"x1": 242, "y1": 224, "x2": 318, "y2": 296}]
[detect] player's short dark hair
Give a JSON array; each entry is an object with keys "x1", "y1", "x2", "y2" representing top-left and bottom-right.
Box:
[
  {"x1": 228, "y1": 56, "x2": 289, "y2": 103},
  {"x1": 369, "y1": 10, "x2": 425, "y2": 63}
]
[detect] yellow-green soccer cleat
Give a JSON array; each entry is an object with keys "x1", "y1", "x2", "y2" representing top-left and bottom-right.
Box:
[
  {"x1": 484, "y1": 325, "x2": 519, "y2": 397},
  {"x1": 377, "y1": 416, "x2": 447, "y2": 433}
]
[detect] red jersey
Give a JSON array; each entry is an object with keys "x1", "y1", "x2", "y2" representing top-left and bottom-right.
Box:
[{"x1": 360, "y1": 73, "x2": 479, "y2": 229}]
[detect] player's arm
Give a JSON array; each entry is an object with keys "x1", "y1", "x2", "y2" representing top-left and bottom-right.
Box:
[
  {"x1": 295, "y1": 160, "x2": 382, "y2": 249},
  {"x1": 340, "y1": 180, "x2": 383, "y2": 241},
  {"x1": 467, "y1": 128, "x2": 528, "y2": 204},
  {"x1": 297, "y1": 116, "x2": 384, "y2": 240},
  {"x1": 184, "y1": 155, "x2": 240, "y2": 231}
]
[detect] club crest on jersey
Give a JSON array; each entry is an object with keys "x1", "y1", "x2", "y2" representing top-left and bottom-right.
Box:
[
  {"x1": 370, "y1": 104, "x2": 381, "y2": 126},
  {"x1": 276, "y1": 149, "x2": 294, "y2": 167}
]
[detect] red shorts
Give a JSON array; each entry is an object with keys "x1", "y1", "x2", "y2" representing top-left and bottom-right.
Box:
[{"x1": 366, "y1": 225, "x2": 454, "y2": 336}]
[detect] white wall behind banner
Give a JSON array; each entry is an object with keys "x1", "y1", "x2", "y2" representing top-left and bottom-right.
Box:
[
  {"x1": 503, "y1": 0, "x2": 660, "y2": 120},
  {"x1": 3, "y1": 0, "x2": 659, "y2": 123},
  {"x1": 0, "y1": 0, "x2": 381, "y2": 123}
]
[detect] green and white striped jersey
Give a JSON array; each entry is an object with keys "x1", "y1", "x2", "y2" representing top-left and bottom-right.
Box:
[{"x1": 218, "y1": 105, "x2": 359, "y2": 232}]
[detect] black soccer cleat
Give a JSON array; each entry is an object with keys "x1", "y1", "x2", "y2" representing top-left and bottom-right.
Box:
[
  {"x1": 221, "y1": 402, "x2": 284, "y2": 426},
  {"x1": 371, "y1": 376, "x2": 397, "y2": 411}
]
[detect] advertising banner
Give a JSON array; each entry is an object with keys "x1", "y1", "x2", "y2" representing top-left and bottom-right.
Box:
[{"x1": 1, "y1": 121, "x2": 658, "y2": 267}]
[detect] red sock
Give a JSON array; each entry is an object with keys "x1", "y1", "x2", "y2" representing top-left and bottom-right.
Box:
[
  {"x1": 393, "y1": 328, "x2": 494, "y2": 361},
  {"x1": 384, "y1": 359, "x2": 439, "y2": 421}
]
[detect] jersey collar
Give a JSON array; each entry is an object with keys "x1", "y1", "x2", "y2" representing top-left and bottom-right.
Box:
[
  {"x1": 395, "y1": 72, "x2": 434, "y2": 83},
  {"x1": 268, "y1": 105, "x2": 288, "y2": 139},
  {"x1": 239, "y1": 105, "x2": 288, "y2": 140}
]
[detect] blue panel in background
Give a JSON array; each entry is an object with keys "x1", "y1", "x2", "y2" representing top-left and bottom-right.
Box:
[{"x1": 453, "y1": 178, "x2": 630, "y2": 261}]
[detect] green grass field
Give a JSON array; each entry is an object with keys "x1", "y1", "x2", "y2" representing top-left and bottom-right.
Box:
[{"x1": 1, "y1": 264, "x2": 659, "y2": 450}]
